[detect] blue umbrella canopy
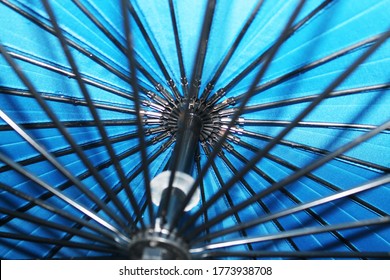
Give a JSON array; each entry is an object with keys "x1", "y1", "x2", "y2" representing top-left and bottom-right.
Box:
[{"x1": 0, "y1": 0, "x2": 389, "y2": 259}]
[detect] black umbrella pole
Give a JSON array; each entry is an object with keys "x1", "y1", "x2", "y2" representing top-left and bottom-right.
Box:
[
  {"x1": 128, "y1": 113, "x2": 202, "y2": 259},
  {"x1": 170, "y1": 113, "x2": 202, "y2": 173},
  {"x1": 157, "y1": 113, "x2": 202, "y2": 226}
]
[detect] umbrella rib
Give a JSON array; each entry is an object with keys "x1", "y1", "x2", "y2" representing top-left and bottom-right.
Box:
[
  {"x1": 71, "y1": 0, "x2": 126, "y2": 55},
  {"x1": 6, "y1": 49, "x2": 135, "y2": 101},
  {"x1": 125, "y1": 135, "x2": 175, "y2": 195},
  {"x1": 0, "y1": 131, "x2": 140, "y2": 173},
  {"x1": 0, "y1": 43, "x2": 140, "y2": 227},
  {"x1": 128, "y1": 2, "x2": 180, "y2": 101},
  {"x1": 1, "y1": 133, "x2": 170, "y2": 230},
  {"x1": 0, "y1": 109, "x2": 131, "y2": 229},
  {"x1": 121, "y1": 0, "x2": 154, "y2": 227},
  {"x1": 0, "y1": 182, "x2": 123, "y2": 243},
  {"x1": 70, "y1": 0, "x2": 175, "y2": 106},
  {"x1": 0, "y1": 138, "x2": 172, "y2": 258},
  {"x1": 232, "y1": 83, "x2": 390, "y2": 113},
  {"x1": 189, "y1": 0, "x2": 216, "y2": 99},
  {"x1": 240, "y1": 120, "x2": 388, "y2": 131},
  {"x1": 0, "y1": 151, "x2": 130, "y2": 245},
  {"x1": 44, "y1": 140, "x2": 172, "y2": 258},
  {"x1": 184, "y1": 29, "x2": 390, "y2": 229},
  {"x1": 0, "y1": 207, "x2": 119, "y2": 248},
  {"x1": 201, "y1": 143, "x2": 254, "y2": 252},
  {"x1": 193, "y1": 146, "x2": 380, "y2": 253},
  {"x1": 161, "y1": 0, "x2": 217, "y2": 231},
  {"x1": 199, "y1": 0, "x2": 265, "y2": 101},
  {"x1": 2, "y1": 0, "x2": 133, "y2": 94},
  {"x1": 239, "y1": 130, "x2": 390, "y2": 173},
  {"x1": 0, "y1": 119, "x2": 139, "y2": 131},
  {"x1": 212, "y1": 148, "x2": 300, "y2": 252},
  {"x1": 199, "y1": 250, "x2": 390, "y2": 259},
  {"x1": 190, "y1": 215, "x2": 390, "y2": 253},
  {"x1": 240, "y1": 74, "x2": 389, "y2": 174},
  {"x1": 171, "y1": 0, "x2": 307, "y2": 233},
  {"x1": 187, "y1": 120, "x2": 390, "y2": 239},
  {"x1": 42, "y1": 0, "x2": 145, "y2": 229},
  {"x1": 0, "y1": 231, "x2": 123, "y2": 255},
  {"x1": 207, "y1": 0, "x2": 333, "y2": 106},
  {"x1": 0, "y1": 0, "x2": 147, "y2": 99},
  {"x1": 239, "y1": 139, "x2": 389, "y2": 217},
  {"x1": 185, "y1": 146, "x2": 300, "y2": 251},
  {"x1": 194, "y1": 148, "x2": 210, "y2": 239},
  {"x1": 0, "y1": 86, "x2": 137, "y2": 115},
  {"x1": 234, "y1": 33, "x2": 383, "y2": 101},
  {"x1": 185, "y1": 143, "x2": 281, "y2": 237},
  {"x1": 168, "y1": 0, "x2": 188, "y2": 97}
]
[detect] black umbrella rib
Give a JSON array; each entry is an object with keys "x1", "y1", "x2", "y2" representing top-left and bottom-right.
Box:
[
  {"x1": 160, "y1": 0, "x2": 217, "y2": 230},
  {"x1": 42, "y1": 0, "x2": 145, "y2": 228},
  {"x1": 201, "y1": 144, "x2": 254, "y2": 253},
  {"x1": 0, "y1": 109, "x2": 129, "y2": 229},
  {"x1": 241, "y1": 120, "x2": 386, "y2": 131},
  {"x1": 70, "y1": 0, "x2": 174, "y2": 105},
  {"x1": 71, "y1": 0, "x2": 126, "y2": 54},
  {"x1": 0, "y1": 131, "x2": 140, "y2": 173},
  {"x1": 123, "y1": 136, "x2": 175, "y2": 214},
  {"x1": 0, "y1": 182, "x2": 123, "y2": 243},
  {"x1": 237, "y1": 83, "x2": 390, "y2": 113},
  {"x1": 0, "y1": 207, "x2": 118, "y2": 248},
  {"x1": 195, "y1": 149, "x2": 210, "y2": 238},
  {"x1": 208, "y1": 0, "x2": 333, "y2": 106},
  {"x1": 187, "y1": 29, "x2": 390, "y2": 228},
  {"x1": 168, "y1": 0, "x2": 187, "y2": 97},
  {"x1": 27, "y1": 136, "x2": 171, "y2": 259},
  {"x1": 239, "y1": 139, "x2": 389, "y2": 217},
  {"x1": 183, "y1": 143, "x2": 274, "y2": 235},
  {"x1": 0, "y1": 231, "x2": 122, "y2": 255},
  {"x1": 28, "y1": 3, "x2": 129, "y2": 80},
  {"x1": 45, "y1": 140, "x2": 172, "y2": 258},
  {"x1": 200, "y1": 0, "x2": 265, "y2": 101},
  {"x1": 0, "y1": 119, "x2": 138, "y2": 131},
  {"x1": 187, "y1": 119, "x2": 390, "y2": 238},
  {"x1": 0, "y1": 133, "x2": 170, "y2": 230},
  {"x1": 0, "y1": 44, "x2": 138, "y2": 226},
  {"x1": 128, "y1": 3, "x2": 180, "y2": 100},
  {"x1": 234, "y1": 33, "x2": 382, "y2": 101},
  {"x1": 209, "y1": 148, "x2": 300, "y2": 253},
  {"x1": 189, "y1": 142, "x2": 357, "y2": 254},
  {"x1": 3, "y1": 136, "x2": 171, "y2": 259},
  {"x1": 121, "y1": 0, "x2": 154, "y2": 226},
  {"x1": 190, "y1": 215, "x2": 390, "y2": 253},
  {"x1": 0, "y1": 87, "x2": 137, "y2": 115},
  {"x1": 199, "y1": 250, "x2": 390, "y2": 259},
  {"x1": 121, "y1": 134, "x2": 175, "y2": 204},
  {"x1": 239, "y1": 130, "x2": 390, "y2": 173},
  {"x1": 171, "y1": 0, "x2": 306, "y2": 233},
  {"x1": 189, "y1": 0, "x2": 216, "y2": 99},
  {"x1": 0, "y1": 0, "x2": 141, "y2": 100},
  {"x1": 192, "y1": 149, "x2": 384, "y2": 253},
  {"x1": 0, "y1": 151, "x2": 129, "y2": 244},
  {"x1": 7, "y1": 49, "x2": 135, "y2": 101}
]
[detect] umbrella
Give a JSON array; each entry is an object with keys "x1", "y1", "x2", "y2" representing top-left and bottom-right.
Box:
[{"x1": 0, "y1": 0, "x2": 389, "y2": 260}]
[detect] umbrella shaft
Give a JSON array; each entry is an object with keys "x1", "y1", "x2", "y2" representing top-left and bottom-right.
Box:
[{"x1": 169, "y1": 113, "x2": 202, "y2": 174}]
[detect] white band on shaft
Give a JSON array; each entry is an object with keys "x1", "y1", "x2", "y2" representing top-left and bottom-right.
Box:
[{"x1": 150, "y1": 170, "x2": 200, "y2": 211}]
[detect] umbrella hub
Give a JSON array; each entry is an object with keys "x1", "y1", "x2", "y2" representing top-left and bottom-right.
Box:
[
  {"x1": 162, "y1": 97, "x2": 232, "y2": 144},
  {"x1": 127, "y1": 228, "x2": 190, "y2": 260}
]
